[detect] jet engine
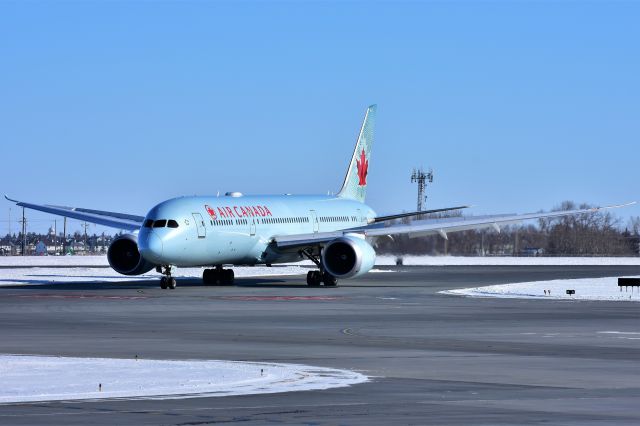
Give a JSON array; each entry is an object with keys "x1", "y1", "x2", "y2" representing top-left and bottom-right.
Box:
[
  {"x1": 107, "y1": 234, "x2": 156, "y2": 276},
  {"x1": 321, "y1": 235, "x2": 376, "y2": 279}
]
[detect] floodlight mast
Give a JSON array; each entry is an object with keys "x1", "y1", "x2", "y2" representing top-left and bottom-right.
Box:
[{"x1": 411, "y1": 167, "x2": 434, "y2": 219}]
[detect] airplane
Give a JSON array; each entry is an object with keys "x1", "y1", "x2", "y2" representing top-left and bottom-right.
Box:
[{"x1": 6, "y1": 105, "x2": 634, "y2": 289}]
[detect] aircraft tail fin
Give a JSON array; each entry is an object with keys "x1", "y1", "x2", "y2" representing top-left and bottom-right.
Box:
[{"x1": 337, "y1": 104, "x2": 376, "y2": 203}]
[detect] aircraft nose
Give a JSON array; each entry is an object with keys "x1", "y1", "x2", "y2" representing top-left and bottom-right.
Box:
[{"x1": 139, "y1": 230, "x2": 163, "y2": 263}]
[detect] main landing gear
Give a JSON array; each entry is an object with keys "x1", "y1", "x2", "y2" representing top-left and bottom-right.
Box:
[
  {"x1": 203, "y1": 266, "x2": 235, "y2": 286},
  {"x1": 301, "y1": 249, "x2": 338, "y2": 287},
  {"x1": 306, "y1": 270, "x2": 337, "y2": 287},
  {"x1": 157, "y1": 265, "x2": 176, "y2": 290}
]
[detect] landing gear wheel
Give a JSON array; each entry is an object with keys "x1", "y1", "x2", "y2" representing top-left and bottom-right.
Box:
[
  {"x1": 167, "y1": 277, "x2": 177, "y2": 289},
  {"x1": 159, "y1": 265, "x2": 174, "y2": 289},
  {"x1": 221, "y1": 269, "x2": 234, "y2": 286},
  {"x1": 322, "y1": 272, "x2": 338, "y2": 287},
  {"x1": 203, "y1": 269, "x2": 217, "y2": 285},
  {"x1": 307, "y1": 270, "x2": 322, "y2": 287}
]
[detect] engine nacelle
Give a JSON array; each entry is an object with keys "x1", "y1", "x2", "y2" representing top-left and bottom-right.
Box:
[
  {"x1": 322, "y1": 235, "x2": 376, "y2": 279},
  {"x1": 107, "y1": 234, "x2": 156, "y2": 276}
]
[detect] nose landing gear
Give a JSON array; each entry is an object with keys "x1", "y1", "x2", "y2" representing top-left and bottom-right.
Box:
[
  {"x1": 203, "y1": 266, "x2": 235, "y2": 286},
  {"x1": 157, "y1": 265, "x2": 176, "y2": 290}
]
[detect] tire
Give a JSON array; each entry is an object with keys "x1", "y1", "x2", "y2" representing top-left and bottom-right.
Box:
[
  {"x1": 168, "y1": 277, "x2": 177, "y2": 289},
  {"x1": 322, "y1": 272, "x2": 338, "y2": 287},
  {"x1": 203, "y1": 269, "x2": 216, "y2": 285},
  {"x1": 222, "y1": 269, "x2": 234, "y2": 286},
  {"x1": 307, "y1": 270, "x2": 321, "y2": 287},
  {"x1": 160, "y1": 277, "x2": 168, "y2": 289}
]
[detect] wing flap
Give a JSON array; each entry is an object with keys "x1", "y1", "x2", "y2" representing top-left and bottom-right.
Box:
[{"x1": 372, "y1": 205, "x2": 471, "y2": 223}]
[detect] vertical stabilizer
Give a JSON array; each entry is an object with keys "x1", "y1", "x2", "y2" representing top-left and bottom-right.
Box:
[{"x1": 337, "y1": 104, "x2": 376, "y2": 203}]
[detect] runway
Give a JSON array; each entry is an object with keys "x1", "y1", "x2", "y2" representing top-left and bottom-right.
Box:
[{"x1": 1, "y1": 264, "x2": 640, "y2": 425}]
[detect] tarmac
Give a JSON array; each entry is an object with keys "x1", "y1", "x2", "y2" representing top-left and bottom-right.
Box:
[{"x1": 0, "y1": 264, "x2": 639, "y2": 425}]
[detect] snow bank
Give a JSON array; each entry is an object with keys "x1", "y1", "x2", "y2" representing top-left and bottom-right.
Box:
[
  {"x1": 441, "y1": 276, "x2": 640, "y2": 302},
  {"x1": 0, "y1": 355, "x2": 368, "y2": 403}
]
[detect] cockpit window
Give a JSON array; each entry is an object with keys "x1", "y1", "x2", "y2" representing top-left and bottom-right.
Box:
[
  {"x1": 144, "y1": 219, "x2": 153, "y2": 228},
  {"x1": 153, "y1": 219, "x2": 167, "y2": 228},
  {"x1": 167, "y1": 220, "x2": 179, "y2": 228}
]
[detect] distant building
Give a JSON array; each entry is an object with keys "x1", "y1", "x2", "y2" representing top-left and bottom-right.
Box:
[{"x1": 35, "y1": 241, "x2": 48, "y2": 256}]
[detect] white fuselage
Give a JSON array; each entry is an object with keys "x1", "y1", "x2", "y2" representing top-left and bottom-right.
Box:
[{"x1": 137, "y1": 194, "x2": 376, "y2": 267}]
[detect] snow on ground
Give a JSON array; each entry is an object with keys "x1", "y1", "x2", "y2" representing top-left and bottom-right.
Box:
[
  {"x1": 441, "y1": 276, "x2": 640, "y2": 302},
  {"x1": 0, "y1": 255, "x2": 637, "y2": 287},
  {"x1": 0, "y1": 265, "x2": 307, "y2": 287},
  {"x1": 0, "y1": 256, "x2": 111, "y2": 267},
  {"x1": 0, "y1": 355, "x2": 368, "y2": 403},
  {"x1": 376, "y1": 255, "x2": 640, "y2": 266}
]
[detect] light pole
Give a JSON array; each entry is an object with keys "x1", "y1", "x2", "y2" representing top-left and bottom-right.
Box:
[
  {"x1": 82, "y1": 222, "x2": 90, "y2": 255},
  {"x1": 21, "y1": 207, "x2": 26, "y2": 256}
]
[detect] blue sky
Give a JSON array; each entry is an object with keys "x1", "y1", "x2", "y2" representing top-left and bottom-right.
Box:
[{"x1": 1, "y1": 1, "x2": 638, "y2": 235}]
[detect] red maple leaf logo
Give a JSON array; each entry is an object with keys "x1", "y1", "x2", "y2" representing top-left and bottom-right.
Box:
[
  {"x1": 356, "y1": 149, "x2": 368, "y2": 186},
  {"x1": 205, "y1": 205, "x2": 217, "y2": 220}
]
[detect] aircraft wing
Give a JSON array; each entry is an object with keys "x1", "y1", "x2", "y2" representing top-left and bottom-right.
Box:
[
  {"x1": 4, "y1": 196, "x2": 143, "y2": 231},
  {"x1": 275, "y1": 202, "x2": 636, "y2": 250},
  {"x1": 372, "y1": 205, "x2": 471, "y2": 223}
]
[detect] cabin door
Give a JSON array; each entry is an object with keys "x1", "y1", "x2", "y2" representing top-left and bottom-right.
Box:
[
  {"x1": 192, "y1": 213, "x2": 206, "y2": 238},
  {"x1": 309, "y1": 210, "x2": 319, "y2": 233}
]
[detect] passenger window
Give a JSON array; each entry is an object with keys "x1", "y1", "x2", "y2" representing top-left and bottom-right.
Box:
[
  {"x1": 144, "y1": 219, "x2": 153, "y2": 228},
  {"x1": 168, "y1": 220, "x2": 179, "y2": 228},
  {"x1": 153, "y1": 219, "x2": 167, "y2": 228}
]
